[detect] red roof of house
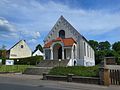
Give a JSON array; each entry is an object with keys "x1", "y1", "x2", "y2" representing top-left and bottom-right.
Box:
[{"x1": 44, "y1": 37, "x2": 76, "y2": 48}]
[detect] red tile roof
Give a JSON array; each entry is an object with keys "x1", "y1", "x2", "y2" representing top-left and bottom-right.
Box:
[{"x1": 44, "y1": 37, "x2": 76, "y2": 48}]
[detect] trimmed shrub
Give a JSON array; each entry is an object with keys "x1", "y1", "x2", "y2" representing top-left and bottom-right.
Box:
[
  {"x1": 12, "y1": 56, "x2": 43, "y2": 65},
  {"x1": 49, "y1": 65, "x2": 99, "y2": 77}
]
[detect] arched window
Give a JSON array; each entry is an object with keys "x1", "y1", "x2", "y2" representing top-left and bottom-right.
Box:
[
  {"x1": 84, "y1": 42, "x2": 86, "y2": 56},
  {"x1": 59, "y1": 30, "x2": 65, "y2": 39}
]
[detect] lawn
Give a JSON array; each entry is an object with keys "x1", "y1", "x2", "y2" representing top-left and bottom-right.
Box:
[
  {"x1": 0, "y1": 65, "x2": 33, "y2": 73},
  {"x1": 49, "y1": 65, "x2": 99, "y2": 77}
]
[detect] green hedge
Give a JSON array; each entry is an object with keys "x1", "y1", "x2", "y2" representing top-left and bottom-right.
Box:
[
  {"x1": 13, "y1": 56, "x2": 43, "y2": 65},
  {"x1": 1, "y1": 56, "x2": 43, "y2": 65},
  {"x1": 49, "y1": 66, "x2": 99, "y2": 77},
  {"x1": 2, "y1": 56, "x2": 43, "y2": 65}
]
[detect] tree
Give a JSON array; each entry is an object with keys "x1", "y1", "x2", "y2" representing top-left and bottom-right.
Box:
[
  {"x1": 112, "y1": 41, "x2": 120, "y2": 53},
  {"x1": 34, "y1": 44, "x2": 43, "y2": 53},
  {"x1": 95, "y1": 50, "x2": 106, "y2": 64},
  {"x1": 0, "y1": 45, "x2": 7, "y2": 58},
  {"x1": 0, "y1": 45, "x2": 6, "y2": 50},
  {"x1": 88, "y1": 40, "x2": 99, "y2": 51},
  {"x1": 98, "y1": 41, "x2": 111, "y2": 51}
]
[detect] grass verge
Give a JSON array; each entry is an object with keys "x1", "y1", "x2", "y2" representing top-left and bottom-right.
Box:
[
  {"x1": 49, "y1": 65, "x2": 99, "y2": 77},
  {"x1": 0, "y1": 65, "x2": 33, "y2": 73}
]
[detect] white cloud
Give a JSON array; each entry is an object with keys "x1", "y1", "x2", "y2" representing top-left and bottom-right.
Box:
[
  {"x1": 34, "y1": 31, "x2": 40, "y2": 38},
  {"x1": 1, "y1": 0, "x2": 120, "y2": 35},
  {"x1": 0, "y1": 17, "x2": 18, "y2": 39},
  {"x1": 0, "y1": 17, "x2": 16, "y2": 32},
  {"x1": 0, "y1": 0, "x2": 120, "y2": 49},
  {"x1": 28, "y1": 38, "x2": 37, "y2": 44},
  {"x1": 4, "y1": 0, "x2": 119, "y2": 36}
]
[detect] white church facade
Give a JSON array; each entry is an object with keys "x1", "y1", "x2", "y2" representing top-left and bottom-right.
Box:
[{"x1": 43, "y1": 16, "x2": 95, "y2": 66}]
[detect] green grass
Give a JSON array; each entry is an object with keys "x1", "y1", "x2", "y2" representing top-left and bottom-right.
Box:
[
  {"x1": 49, "y1": 65, "x2": 99, "y2": 77},
  {"x1": 0, "y1": 65, "x2": 33, "y2": 73}
]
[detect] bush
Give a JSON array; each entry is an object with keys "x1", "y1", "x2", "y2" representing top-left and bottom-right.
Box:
[
  {"x1": 116, "y1": 58, "x2": 120, "y2": 65},
  {"x1": 49, "y1": 65, "x2": 99, "y2": 77},
  {"x1": 12, "y1": 56, "x2": 43, "y2": 65},
  {"x1": 1, "y1": 58, "x2": 6, "y2": 64}
]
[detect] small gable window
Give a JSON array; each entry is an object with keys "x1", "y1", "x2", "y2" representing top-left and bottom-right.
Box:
[
  {"x1": 21, "y1": 45, "x2": 24, "y2": 48},
  {"x1": 59, "y1": 30, "x2": 65, "y2": 39}
]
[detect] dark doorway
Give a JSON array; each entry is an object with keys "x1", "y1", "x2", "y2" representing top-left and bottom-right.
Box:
[
  {"x1": 58, "y1": 47, "x2": 62, "y2": 59},
  {"x1": 74, "y1": 61, "x2": 76, "y2": 66}
]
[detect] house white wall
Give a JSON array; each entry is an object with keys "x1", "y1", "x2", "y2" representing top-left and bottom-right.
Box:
[
  {"x1": 33, "y1": 49, "x2": 44, "y2": 56},
  {"x1": 9, "y1": 40, "x2": 32, "y2": 59}
]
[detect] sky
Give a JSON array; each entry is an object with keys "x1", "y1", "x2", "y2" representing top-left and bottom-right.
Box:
[{"x1": 0, "y1": 0, "x2": 120, "y2": 51}]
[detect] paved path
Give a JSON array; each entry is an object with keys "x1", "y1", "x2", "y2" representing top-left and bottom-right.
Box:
[{"x1": 0, "y1": 73, "x2": 120, "y2": 90}]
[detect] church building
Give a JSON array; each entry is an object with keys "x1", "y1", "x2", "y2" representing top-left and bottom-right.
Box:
[{"x1": 43, "y1": 16, "x2": 95, "y2": 66}]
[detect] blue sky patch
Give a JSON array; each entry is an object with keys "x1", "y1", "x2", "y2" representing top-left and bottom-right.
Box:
[{"x1": 0, "y1": 0, "x2": 120, "y2": 50}]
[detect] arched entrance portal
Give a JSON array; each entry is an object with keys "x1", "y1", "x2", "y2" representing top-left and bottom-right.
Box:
[{"x1": 53, "y1": 43, "x2": 62, "y2": 59}]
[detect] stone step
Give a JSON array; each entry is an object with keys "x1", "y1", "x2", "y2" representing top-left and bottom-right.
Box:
[{"x1": 37, "y1": 59, "x2": 69, "y2": 67}]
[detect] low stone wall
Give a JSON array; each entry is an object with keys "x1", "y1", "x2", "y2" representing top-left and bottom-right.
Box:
[
  {"x1": 43, "y1": 74, "x2": 100, "y2": 85},
  {"x1": 72, "y1": 76, "x2": 100, "y2": 84},
  {"x1": 23, "y1": 67, "x2": 52, "y2": 75},
  {"x1": 44, "y1": 75, "x2": 67, "y2": 81}
]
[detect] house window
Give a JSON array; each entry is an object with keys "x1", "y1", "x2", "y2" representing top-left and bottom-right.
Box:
[
  {"x1": 59, "y1": 30, "x2": 65, "y2": 39},
  {"x1": 21, "y1": 45, "x2": 24, "y2": 48}
]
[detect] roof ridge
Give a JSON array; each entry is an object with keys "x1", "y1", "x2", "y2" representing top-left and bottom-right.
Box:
[{"x1": 8, "y1": 40, "x2": 25, "y2": 50}]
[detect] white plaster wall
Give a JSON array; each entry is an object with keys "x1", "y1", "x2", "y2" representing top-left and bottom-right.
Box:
[
  {"x1": 77, "y1": 59, "x2": 84, "y2": 66},
  {"x1": 76, "y1": 38, "x2": 95, "y2": 66},
  {"x1": 67, "y1": 59, "x2": 77, "y2": 66},
  {"x1": 9, "y1": 40, "x2": 32, "y2": 59},
  {"x1": 82, "y1": 39, "x2": 95, "y2": 66},
  {"x1": 66, "y1": 48, "x2": 71, "y2": 59}
]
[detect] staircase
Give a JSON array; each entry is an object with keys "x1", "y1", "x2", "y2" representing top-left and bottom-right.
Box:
[{"x1": 23, "y1": 59, "x2": 69, "y2": 75}]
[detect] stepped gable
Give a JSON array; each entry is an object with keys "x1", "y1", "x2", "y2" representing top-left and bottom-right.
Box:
[{"x1": 44, "y1": 15, "x2": 81, "y2": 44}]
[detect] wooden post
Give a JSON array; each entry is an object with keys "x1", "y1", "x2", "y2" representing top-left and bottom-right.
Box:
[
  {"x1": 99, "y1": 61, "x2": 110, "y2": 86},
  {"x1": 99, "y1": 61, "x2": 105, "y2": 85},
  {"x1": 104, "y1": 68, "x2": 110, "y2": 86}
]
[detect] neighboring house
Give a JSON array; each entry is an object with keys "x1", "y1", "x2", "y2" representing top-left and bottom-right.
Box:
[
  {"x1": 33, "y1": 49, "x2": 44, "y2": 56},
  {"x1": 43, "y1": 16, "x2": 95, "y2": 66},
  {"x1": 7, "y1": 40, "x2": 32, "y2": 59}
]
